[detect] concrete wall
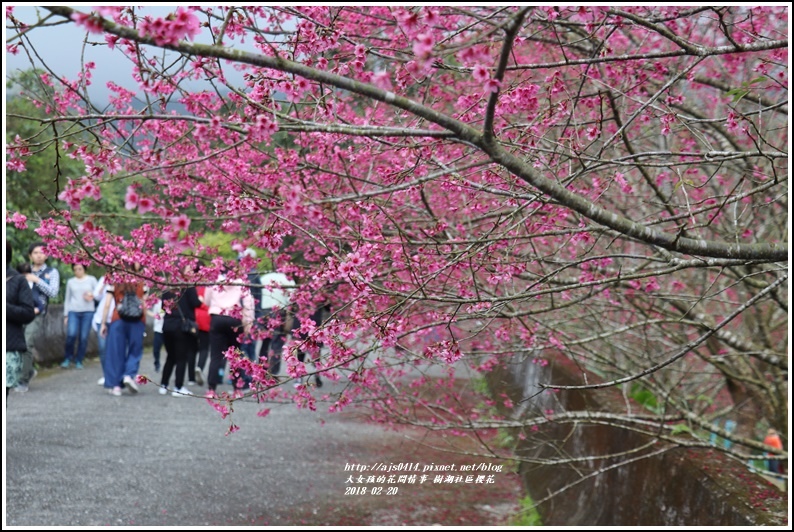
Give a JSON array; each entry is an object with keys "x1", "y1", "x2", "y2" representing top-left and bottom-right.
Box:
[{"x1": 487, "y1": 355, "x2": 787, "y2": 526}]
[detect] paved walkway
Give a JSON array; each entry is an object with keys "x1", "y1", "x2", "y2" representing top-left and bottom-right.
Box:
[{"x1": 4, "y1": 356, "x2": 523, "y2": 527}]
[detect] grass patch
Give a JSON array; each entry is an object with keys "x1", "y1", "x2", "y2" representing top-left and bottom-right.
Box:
[{"x1": 510, "y1": 495, "x2": 543, "y2": 526}]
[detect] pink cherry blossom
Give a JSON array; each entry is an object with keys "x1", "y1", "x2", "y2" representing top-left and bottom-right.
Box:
[
  {"x1": 171, "y1": 214, "x2": 191, "y2": 232},
  {"x1": 70, "y1": 11, "x2": 104, "y2": 34},
  {"x1": 413, "y1": 33, "x2": 434, "y2": 59},
  {"x1": 124, "y1": 187, "x2": 139, "y2": 210},
  {"x1": 7, "y1": 211, "x2": 28, "y2": 229},
  {"x1": 6, "y1": 156, "x2": 26, "y2": 172},
  {"x1": 372, "y1": 71, "x2": 392, "y2": 90},
  {"x1": 484, "y1": 79, "x2": 501, "y2": 93},
  {"x1": 614, "y1": 172, "x2": 633, "y2": 194},
  {"x1": 137, "y1": 197, "x2": 155, "y2": 214},
  {"x1": 105, "y1": 34, "x2": 119, "y2": 49},
  {"x1": 472, "y1": 64, "x2": 489, "y2": 83}
]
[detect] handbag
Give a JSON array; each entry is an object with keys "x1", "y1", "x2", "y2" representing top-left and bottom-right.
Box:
[{"x1": 176, "y1": 302, "x2": 198, "y2": 336}]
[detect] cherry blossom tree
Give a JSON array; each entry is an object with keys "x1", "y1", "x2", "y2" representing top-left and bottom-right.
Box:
[{"x1": 5, "y1": 6, "x2": 788, "y2": 481}]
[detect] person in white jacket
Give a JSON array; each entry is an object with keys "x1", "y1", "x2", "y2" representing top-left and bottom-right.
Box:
[
  {"x1": 148, "y1": 299, "x2": 164, "y2": 373},
  {"x1": 93, "y1": 274, "x2": 113, "y2": 386},
  {"x1": 257, "y1": 270, "x2": 296, "y2": 377}
]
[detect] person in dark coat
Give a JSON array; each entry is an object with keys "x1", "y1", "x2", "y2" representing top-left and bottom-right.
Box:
[
  {"x1": 6, "y1": 241, "x2": 37, "y2": 398},
  {"x1": 158, "y1": 284, "x2": 202, "y2": 397},
  {"x1": 17, "y1": 241, "x2": 60, "y2": 392}
]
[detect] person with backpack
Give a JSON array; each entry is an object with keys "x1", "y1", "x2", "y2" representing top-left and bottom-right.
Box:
[
  {"x1": 99, "y1": 262, "x2": 147, "y2": 396},
  {"x1": 6, "y1": 241, "x2": 37, "y2": 399}
]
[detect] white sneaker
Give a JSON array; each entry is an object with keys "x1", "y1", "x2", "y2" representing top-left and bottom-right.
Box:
[
  {"x1": 158, "y1": 386, "x2": 168, "y2": 395},
  {"x1": 188, "y1": 381, "x2": 197, "y2": 386},
  {"x1": 14, "y1": 384, "x2": 29, "y2": 393},
  {"x1": 97, "y1": 377, "x2": 105, "y2": 386},
  {"x1": 109, "y1": 386, "x2": 122, "y2": 397},
  {"x1": 171, "y1": 387, "x2": 191, "y2": 397},
  {"x1": 123, "y1": 375, "x2": 139, "y2": 393},
  {"x1": 194, "y1": 368, "x2": 204, "y2": 385}
]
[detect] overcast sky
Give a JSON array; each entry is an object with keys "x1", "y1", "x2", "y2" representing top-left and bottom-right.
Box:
[
  {"x1": 6, "y1": 6, "x2": 143, "y2": 100},
  {"x1": 4, "y1": 5, "x2": 248, "y2": 104}
]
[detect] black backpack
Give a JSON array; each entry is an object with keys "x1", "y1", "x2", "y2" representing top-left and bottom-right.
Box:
[{"x1": 117, "y1": 285, "x2": 144, "y2": 322}]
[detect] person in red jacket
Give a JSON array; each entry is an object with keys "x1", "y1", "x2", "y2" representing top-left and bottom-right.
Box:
[{"x1": 193, "y1": 285, "x2": 211, "y2": 386}]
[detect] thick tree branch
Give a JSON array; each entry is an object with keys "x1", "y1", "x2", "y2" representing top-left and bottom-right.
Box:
[{"x1": 41, "y1": 6, "x2": 788, "y2": 262}]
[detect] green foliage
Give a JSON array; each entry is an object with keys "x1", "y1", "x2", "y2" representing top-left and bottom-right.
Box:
[
  {"x1": 727, "y1": 76, "x2": 768, "y2": 104},
  {"x1": 6, "y1": 70, "x2": 81, "y2": 256},
  {"x1": 692, "y1": 394, "x2": 714, "y2": 407},
  {"x1": 271, "y1": 129, "x2": 298, "y2": 151},
  {"x1": 6, "y1": 69, "x2": 146, "y2": 252},
  {"x1": 510, "y1": 495, "x2": 543, "y2": 526},
  {"x1": 495, "y1": 428, "x2": 516, "y2": 450},
  {"x1": 629, "y1": 383, "x2": 661, "y2": 414},
  {"x1": 6, "y1": 95, "x2": 82, "y2": 251},
  {"x1": 6, "y1": 72, "x2": 85, "y2": 213},
  {"x1": 197, "y1": 232, "x2": 239, "y2": 262},
  {"x1": 670, "y1": 423, "x2": 694, "y2": 436},
  {"x1": 471, "y1": 376, "x2": 491, "y2": 396},
  {"x1": 470, "y1": 376, "x2": 518, "y2": 457},
  {"x1": 196, "y1": 232, "x2": 270, "y2": 269}
]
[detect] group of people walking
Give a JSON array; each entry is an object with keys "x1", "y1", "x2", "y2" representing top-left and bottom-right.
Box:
[
  {"x1": 96, "y1": 249, "x2": 314, "y2": 397},
  {"x1": 150, "y1": 248, "x2": 326, "y2": 395},
  {"x1": 95, "y1": 259, "x2": 255, "y2": 398},
  {"x1": 6, "y1": 241, "x2": 326, "y2": 399}
]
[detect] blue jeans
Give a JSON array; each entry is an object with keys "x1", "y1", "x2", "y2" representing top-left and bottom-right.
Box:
[
  {"x1": 93, "y1": 322, "x2": 108, "y2": 364},
  {"x1": 240, "y1": 338, "x2": 257, "y2": 361},
  {"x1": 240, "y1": 309, "x2": 263, "y2": 362},
  {"x1": 103, "y1": 319, "x2": 145, "y2": 389},
  {"x1": 258, "y1": 308, "x2": 289, "y2": 375},
  {"x1": 65, "y1": 311, "x2": 94, "y2": 364}
]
